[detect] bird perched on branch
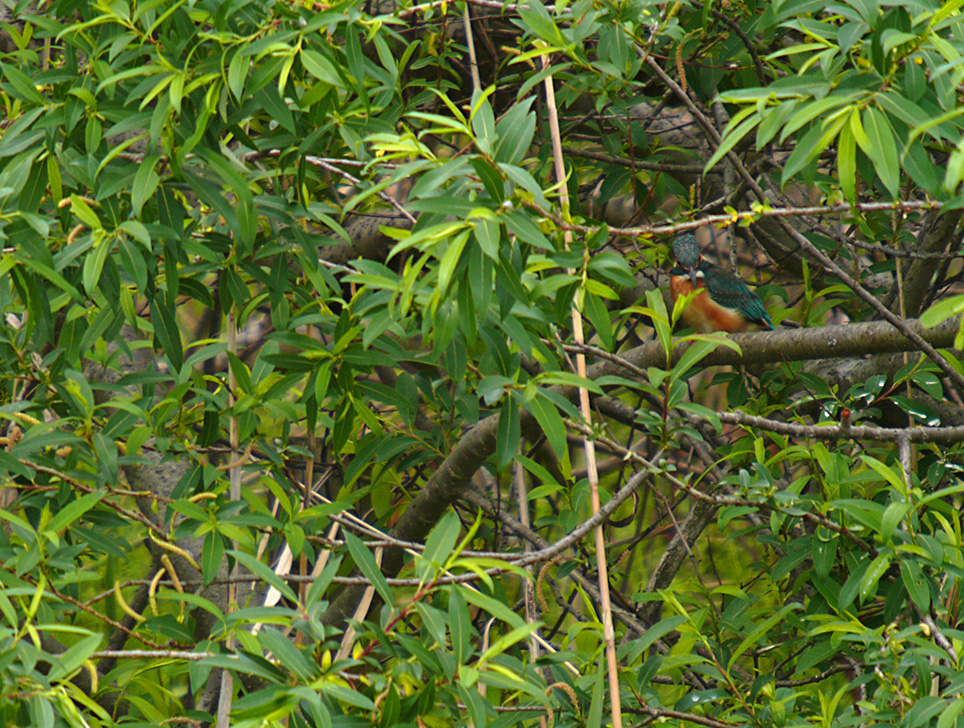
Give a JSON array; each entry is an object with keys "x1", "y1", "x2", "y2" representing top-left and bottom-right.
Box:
[{"x1": 669, "y1": 233, "x2": 774, "y2": 333}]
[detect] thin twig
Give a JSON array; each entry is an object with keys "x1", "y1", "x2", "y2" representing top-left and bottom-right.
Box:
[
  {"x1": 305, "y1": 155, "x2": 417, "y2": 225},
  {"x1": 397, "y1": 0, "x2": 523, "y2": 19},
  {"x1": 525, "y1": 199, "x2": 939, "y2": 240},
  {"x1": 92, "y1": 650, "x2": 215, "y2": 660},
  {"x1": 562, "y1": 146, "x2": 704, "y2": 174},
  {"x1": 462, "y1": 3, "x2": 482, "y2": 94}
]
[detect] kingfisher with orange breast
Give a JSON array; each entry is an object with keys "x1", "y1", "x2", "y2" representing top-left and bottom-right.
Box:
[{"x1": 669, "y1": 233, "x2": 774, "y2": 333}]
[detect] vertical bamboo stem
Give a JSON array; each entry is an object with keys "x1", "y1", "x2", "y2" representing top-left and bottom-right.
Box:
[{"x1": 541, "y1": 52, "x2": 623, "y2": 728}]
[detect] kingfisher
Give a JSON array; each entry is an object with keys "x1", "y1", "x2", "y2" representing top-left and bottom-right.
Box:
[{"x1": 669, "y1": 233, "x2": 774, "y2": 333}]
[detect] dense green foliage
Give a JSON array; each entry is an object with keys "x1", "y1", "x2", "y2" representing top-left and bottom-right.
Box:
[{"x1": 1, "y1": 0, "x2": 964, "y2": 727}]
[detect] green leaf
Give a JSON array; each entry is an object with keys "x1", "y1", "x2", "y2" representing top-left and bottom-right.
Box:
[
  {"x1": 633, "y1": 615, "x2": 688, "y2": 654},
  {"x1": 132, "y1": 154, "x2": 161, "y2": 218},
  {"x1": 449, "y1": 588, "x2": 471, "y2": 664},
  {"x1": 421, "y1": 510, "x2": 461, "y2": 572},
  {"x1": 228, "y1": 550, "x2": 299, "y2": 605},
  {"x1": 437, "y1": 230, "x2": 470, "y2": 294},
  {"x1": 526, "y1": 391, "x2": 568, "y2": 462},
  {"x1": 900, "y1": 560, "x2": 930, "y2": 611},
  {"x1": 2, "y1": 62, "x2": 47, "y2": 105},
  {"x1": 477, "y1": 621, "x2": 541, "y2": 666},
  {"x1": 859, "y1": 553, "x2": 891, "y2": 601},
  {"x1": 860, "y1": 108, "x2": 900, "y2": 197},
  {"x1": 344, "y1": 532, "x2": 394, "y2": 607},
  {"x1": 938, "y1": 699, "x2": 964, "y2": 728},
  {"x1": 911, "y1": 370, "x2": 943, "y2": 399},
  {"x1": 705, "y1": 112, "x2": 761, "y2": 173},
  {"x1": 533, "y1": 371, "x2": 602, "y2": 393},
  {"x1": 0, "y1": 107, "x2": 44, "y2": 157},
  {"x1": 119, "y1": 220, "x2": 151, "y2": 249},
  {"x1": 472, "y1": 216, "x2": 501, "y2": 260},
  {"x1": 469, "y1": 157, "x2": 504, "y2": 202},
  {"x1": 47, "y1": 492, "x2": 104, "y2": 535},
  {"x1": 461, "y1": 587, "x2": 525, "y2": 629},
  {"x1": 71, "y1": 196, "x2": 101, "y2": 230},
  {"x1": 860, "y1": 454, "x2": 907, "y2": 492},
  {"x1": 517, "y1": 0, "x2": 565, "y2": 46},
  {"x1": 812, "y1": 530, "x2": 837, "y2": 579},
  {"x1": 470, "y1": 89, "x2": 498, "y2": 156},
  {"x1": 903, "y1": 139, "x2": 941, "y2": 195},
  {"x1": 414, "y1": 602, "x2": 448, "y2": 649},
  {"x1": 838, "y1": 112, "x2": 857, "y2": 201},
  {"x1": 727, "y1": 603, "x2": 801, "y2": 670},
  {"x1": 319, "y1": 683, "x2": 377, "y2": 711},
  {"x1": 494, "y1": 97, "x2": 536, "y2": 165},
  {"x1": 258, "y1": 627, "x2": 316, "y2": 682},
  {"x1": 301, "y1": 50, "x2": 345, "y2": 88},
  {"x1": 879, "y1": 501, "x2": 910, "y2": 542},
  {"x1": 644, "y1": 288, "x2": 672, "y2": 362},
  {"x1": 891, "y1": 395, "x2": 940, "y2": 426},
  {"x1": 782, "y1": 117, "x2": 846, "y2": 183},
  {"x1": 227, "y1": 51, "x2": 247, "y2": 100},
  {"x1": 496, "y1": 398, "x2": 520, "y2": 471},
  {"x1": 458, "y1": 685, "x2": 487, "y2": 728},
  {"x1": 19, "y1": 161, "x2": 47, "y2": 214},
  {"x1": 47, "y1": 634, "x2": 101, "y2": 683},
  {"x1": 583, "y1": 292, "x2": 613, "y2": 351},
  {"x1": 780, "y1": 96, "x2": 854, "y2": 142},
  {"x1": 83, "y1": 241, "x2": 112, "y2": 299},
  {"x1": 671, "y1": 339, "x2": 720, "y2": 382},
  {"x1": 587, "y1": 664, "x2": 606, "y2": 728},
  {"x1": 198, "y1": 149, "x2": 256, "y2": 250},
  {"x1": 757, "y1": 100, "x2": 797, "y2": 149},
  {"x1": 504, "y1": 210, "x2": 552, "y2": 250},
  {"x1": 201, "y1": 653, "x2": 285, "y2": 683},
  {"x1": 920, "y1": 293, "x2": 964, "y2": 328},
  {"x1": 150, "y1": 295, "x2": 184, "y2": 371},
  {"x1": 202, "y1": 533, "x2": 225, "y2": 585}
]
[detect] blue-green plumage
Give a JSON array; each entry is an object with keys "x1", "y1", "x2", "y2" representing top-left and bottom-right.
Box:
[
  {"x1": 698, "y1": 264, "x2": 774, "y2": 329},
  {"x1": 670, "y1": 233, "x2": 774, "y2": 332}
]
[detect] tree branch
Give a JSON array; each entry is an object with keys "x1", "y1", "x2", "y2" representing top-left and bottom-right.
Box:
[{"x1": 591, "y1": 316, "x2": 960, "y2": 371}]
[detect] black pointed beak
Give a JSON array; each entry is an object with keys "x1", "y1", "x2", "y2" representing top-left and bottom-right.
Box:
[{"x1": 686, "y1": 266, "x2": 700, "y2": 287}]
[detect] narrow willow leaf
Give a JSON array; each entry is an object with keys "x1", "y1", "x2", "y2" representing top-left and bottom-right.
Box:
[
  {"x1": 150, "y1": 295, "x2": 184, "y2": 370},
  {"x1": 422, "y1": 510, "x2": 461, "y2": 571},
  {"x1": 782, "y1": 116, "x2": 846, "y2": 183},
  {"x1": 449, "y1": 588, "x2": 471, "y2": 664},
  {"x1": 920, "y1": 294, "x2": 964, "y2": 328},
  {"x1": 838, "y1": 112, "x2": 857, "y2": 201},
  {"x1": 526, "y1": 392, "x2": 567, "y2": 461},
  {"x1": 727, "y1": 603, "x2": 801, "y2": 670},
  {"x1": 862, "y1": 107, "x2": 899, "y2": 197},
  {"x1": 496, "y1": 398, "x2": 520, "y2": 471},
  {"x1": 437, "y1": 230, "x2": 470, "y2": 294},
  {"x1": 131, "y1": 154, "x2": 161, "y2": 218},
  {"x1": 228, "y1": 550, "x2": 299, "y2": 604},
  {"x1": 47, "y1": 493, "x2": 104, "y2": 536},
  {"x1": 344, "y1": 533, "x2": 393, "y2": 607},
  {"x1": 705, "y1": 113, "x2": 761, "y2": 173},
  {"x1": 859, "y1": 553, "x2": 892, "y2": 601}
]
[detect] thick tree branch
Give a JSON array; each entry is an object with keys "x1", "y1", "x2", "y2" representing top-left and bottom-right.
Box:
[
  {"x1": 719, "y1": 411, "x2": 964, "y2": 444},
  {"x1": 599, "y1": 315, "x2": 960, "y2": 371},
  {"x1": 885, "y1": 208, "x2": 962, "y2": 317}
]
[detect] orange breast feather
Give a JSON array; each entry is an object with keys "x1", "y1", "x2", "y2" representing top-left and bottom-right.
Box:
[{"x1": 670, "y1": 276, "x2": 749, "y2": 333}]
